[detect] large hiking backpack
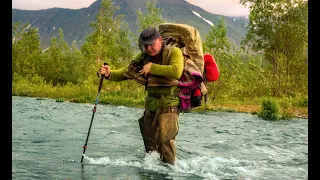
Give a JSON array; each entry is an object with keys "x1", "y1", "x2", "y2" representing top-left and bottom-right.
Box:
[{"x1": 159, "y1": 23, "x2": 207, "y2": 112}]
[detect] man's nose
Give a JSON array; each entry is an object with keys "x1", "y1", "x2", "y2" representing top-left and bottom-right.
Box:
[{"x1": 144, "y1": 45, "x2": 152, "y2": 51}]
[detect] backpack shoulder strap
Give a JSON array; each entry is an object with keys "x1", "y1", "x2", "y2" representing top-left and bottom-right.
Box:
[{"x1": 162, "y1": 43, "x2": 176, "y2": 65}]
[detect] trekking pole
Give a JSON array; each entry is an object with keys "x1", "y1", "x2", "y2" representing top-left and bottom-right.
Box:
[{"x1": 81, "y1": 62, "x2": 108, "y2": 163}]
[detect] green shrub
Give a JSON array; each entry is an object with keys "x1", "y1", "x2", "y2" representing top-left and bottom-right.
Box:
[
  {"x1": 298, "y1": 97, "x2": 308, "y2": 107},
  {"x1": 258, "y1": 98, "x2": 281, "y2": 121},
  {"x1": 56, "y1": 98, "x2": 65, "y2": 102}
]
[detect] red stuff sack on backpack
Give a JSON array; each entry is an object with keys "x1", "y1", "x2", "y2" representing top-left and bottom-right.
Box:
[{"x1": 204, "y1": 54, "x2": 219, "y2": 82}]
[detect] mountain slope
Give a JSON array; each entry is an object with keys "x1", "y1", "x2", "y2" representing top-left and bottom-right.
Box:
[{"x1": 12, "y1": 0, "x2": 249, "y2": 48}]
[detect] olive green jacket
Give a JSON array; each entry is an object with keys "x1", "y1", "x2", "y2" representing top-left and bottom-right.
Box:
[{"x1": 107, "y1": 45, "x2": 184, "y2": 112}]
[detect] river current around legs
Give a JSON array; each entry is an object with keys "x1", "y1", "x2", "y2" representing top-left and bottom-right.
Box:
[{"x1": 12, "y1": 96, "x2": 308, "y2": 180}]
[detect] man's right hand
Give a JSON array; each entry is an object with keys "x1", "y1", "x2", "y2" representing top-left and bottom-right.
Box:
[{"x1": 100, "y1": 64, "x2": 111, "y2": 78}]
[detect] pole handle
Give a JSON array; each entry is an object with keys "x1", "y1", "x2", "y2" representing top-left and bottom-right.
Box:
[{"x1": 97, "y1": 62, "x2": 109, "y2": 78}]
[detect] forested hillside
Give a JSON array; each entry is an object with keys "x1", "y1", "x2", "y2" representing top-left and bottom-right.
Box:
[{"x1": 12, "y1": 0, "x2": 249, "y2": 48}]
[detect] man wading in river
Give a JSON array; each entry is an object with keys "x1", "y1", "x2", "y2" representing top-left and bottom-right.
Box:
[{"x1": 99, "y1": 27, "x2": 183, "y2": 165}]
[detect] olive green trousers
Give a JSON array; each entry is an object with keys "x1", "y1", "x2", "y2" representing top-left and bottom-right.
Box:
[{"x1": 138, "y1": 106, "x2": 179, "y2": 165}]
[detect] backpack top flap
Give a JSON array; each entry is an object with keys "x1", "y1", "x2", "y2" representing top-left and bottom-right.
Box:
[{"x1": 159, "y1": 23, "x2": 204, "y2": 74}]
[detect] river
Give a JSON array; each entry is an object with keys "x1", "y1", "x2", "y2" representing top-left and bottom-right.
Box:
[{"x1": 12, "y1": 96, "x2": 308, "y2": 180}]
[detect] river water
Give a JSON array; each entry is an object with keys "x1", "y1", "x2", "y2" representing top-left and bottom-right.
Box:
[{"x1": 12, "y1": 96, "x2": 308, "y2": 180}]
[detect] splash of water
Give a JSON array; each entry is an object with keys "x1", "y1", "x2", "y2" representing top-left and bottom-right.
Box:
[{"x1": 81, "y1": 152, "x2": 258, "y2": 179}]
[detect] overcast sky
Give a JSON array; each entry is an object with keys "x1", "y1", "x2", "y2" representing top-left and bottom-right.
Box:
[{"x1": 12, "y1": 0, "x2": 250, "y2": 16}]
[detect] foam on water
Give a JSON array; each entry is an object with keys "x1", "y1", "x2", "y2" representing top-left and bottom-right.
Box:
[{"x1": 81, "y1": 152, "x2": 259, "y2": 180}]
